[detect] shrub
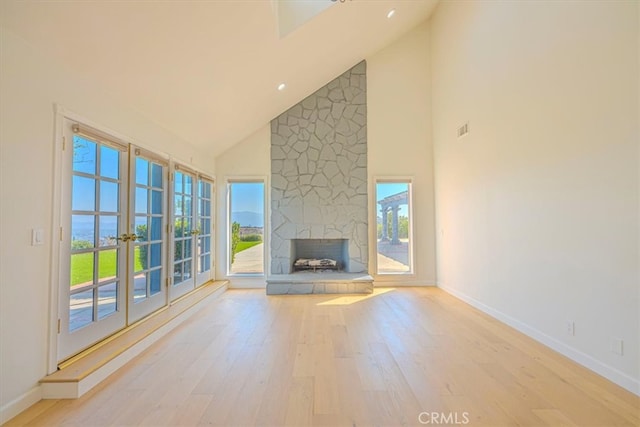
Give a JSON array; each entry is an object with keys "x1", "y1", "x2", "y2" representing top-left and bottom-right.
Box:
[
  {"x1": 240, "y1": 234, "x2": 262, "y2": 242},
  {"x1": 71, "y1": 239, "x2": 93, "y2": 250}
]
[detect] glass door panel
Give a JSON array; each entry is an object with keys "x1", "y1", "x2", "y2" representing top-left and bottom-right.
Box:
[
  {"x1": 171, "y1": 168, "x2": 196, "y2": 299},
  {"x1": 228, "y1": 181, "x2": 264, "y2": 275},
  {"x1": 128, "y1": 152, "x2": 168, "y2": 323},
  {"x1": 59, "y1": 123, "x2": 127, "y2": 360},
  {"x1": 375, "y1": 181, "x2": 413, "y2": 274},
  {"x1": 196, "y1": 179, "x2": 213, "y2": 286}
]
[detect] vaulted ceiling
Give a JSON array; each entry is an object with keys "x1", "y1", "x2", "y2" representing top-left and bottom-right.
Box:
[{"x1": 0, "y1": 0, "x2": 439, "y2": 158}]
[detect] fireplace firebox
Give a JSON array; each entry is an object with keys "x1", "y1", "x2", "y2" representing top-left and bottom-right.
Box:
[{"x1": 291, "y1": 239, "x2": 348, "y2": 273}]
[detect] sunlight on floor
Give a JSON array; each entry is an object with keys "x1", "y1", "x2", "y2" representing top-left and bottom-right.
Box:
[{"x1": 316, "y1": 287, "x2": 396, "y2": 306}]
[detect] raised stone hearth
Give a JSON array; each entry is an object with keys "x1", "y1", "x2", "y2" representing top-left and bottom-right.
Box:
[{"x1": 267, "y1": 273, "x2": 373, "y2": 295}]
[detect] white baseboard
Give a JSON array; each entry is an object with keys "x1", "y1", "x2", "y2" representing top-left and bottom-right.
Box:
[
  {"x1": 0, "y1": 385, "x2": 42, "y2": 425},
  {"x1": 438, "y1": 283, "x2": 640, "y2": 396},
  {"x1": 226, "y1": 278, "x2": 437, "y2": 289},
  {"x1": 374, "y1": 280, "x2": 437, "y2": 287},
  {"x1": 227, "y1": 278, "x2": 437, "y2": 289},
  {"x1": 227, "y1": 276, "x2": 267, "y2": 288}
]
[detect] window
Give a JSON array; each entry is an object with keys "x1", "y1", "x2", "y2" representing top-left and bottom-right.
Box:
[
  {"x1": 129, "y1": 151, "x2": 169, "y2": 322},
  {"x1": 60, "y1": 121, "x2": 170, "y2": 359},
  {"x1": 196, "y1": 178, "x2": 214, "y2": 285},
  {"x1": 375, "y1": 181, "x2": 413, "y2": 274},
  {"x1": 68, "y1": 133, "x2": 125, "y2": 333},
  {"x1": 228, "y1": 181, "x2": 265, "y2": 275},
  {"x1": 172, "y1": 168, "x2": 215, "y2": 294},
  {"x1": 172, "y1": 167, "x2": 195, "y2": 289},
  {"x1": 132, "y1": 155, "x2": 166, "y2": 305},
  {"x1": 57, "y1": 117, "x2": 213, "y2": 362}
]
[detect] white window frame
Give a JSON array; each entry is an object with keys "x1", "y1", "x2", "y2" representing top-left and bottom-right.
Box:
[
  {"x1": 195, "y1": 175, "x2": 215, "y2": 286},
  {"x1": 226, "y1": 177, "x2": 267, "y2": 277},
  {"x1": 127, "y1": 147, "x2": 170, "y2": 323},
  {"x1": 168, "y1": 162, "x2": 198, "y2": 300},
  {"x1": 372, "y1": 177, "x2": 416, "y2": 278}
]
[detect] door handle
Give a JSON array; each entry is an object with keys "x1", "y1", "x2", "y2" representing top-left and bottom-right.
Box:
[{"x1": 113, "y1": 233, "x2": 138, "y2": 242}]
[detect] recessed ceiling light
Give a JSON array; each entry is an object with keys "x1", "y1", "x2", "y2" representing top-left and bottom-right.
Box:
[
  {"x1": 277, "y1": 83, "x2": 286, "y2": 91},
  {"x1": 387, "y1": 9, "x2": 396, "y2": 19}
]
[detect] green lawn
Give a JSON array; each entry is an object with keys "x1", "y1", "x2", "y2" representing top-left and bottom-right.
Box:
[
  {"x1": 72, "y1": 240, "x2": 261, "y2": 287},
  {"x1": 71, "y1": 248, "x2": 143, "y2": 287},
  {"x1": 235, "y1": 240, "x2": 262, "y2": 254}
]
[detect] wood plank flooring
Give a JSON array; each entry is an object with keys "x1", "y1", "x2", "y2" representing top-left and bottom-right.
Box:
[{"x1": 6, "y1": 288, "x2": 639, "y2": 426}]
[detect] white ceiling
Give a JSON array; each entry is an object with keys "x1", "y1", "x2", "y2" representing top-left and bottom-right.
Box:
[{"x1": 1, "y1": 0, "x2": 439, "y2": 159}]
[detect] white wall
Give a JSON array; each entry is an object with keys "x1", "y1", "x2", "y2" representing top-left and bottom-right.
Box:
[
  {"x1": 430, "y1": 1, "x2": 639, "y2": 393},
  {"x1": 214, "y1": 22, "x2": 436, "y2": 287},
  {"x1": 214, "y1": 125, "x2": 271, "y2": 287},
  {"x1": 0, "y1": 27, "x2": 215, "y2": 421},
  {"x1": 367, "y1": 20, "x2": 436, "y2": 285}
]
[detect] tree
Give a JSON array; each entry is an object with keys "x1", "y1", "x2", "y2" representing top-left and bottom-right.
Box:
[
  {"x1": 231, "y1": 222, "x2": 240, "y2": 263},
  {"x1": 136, "y1": 224, "x2": 148, "y2": 270},
  {"x1": 398, "y1": 216, "x2": 409, "y2": 239},
  {"x1": 380, "y1": 214, "x2": 409, "y2": 240}
]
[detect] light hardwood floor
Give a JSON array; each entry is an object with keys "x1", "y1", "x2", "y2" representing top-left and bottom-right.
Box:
[{"x1": 6, "y1": 288, "x2": 639, "y2": 426}]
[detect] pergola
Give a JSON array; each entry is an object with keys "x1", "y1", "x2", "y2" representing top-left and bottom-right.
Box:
[{"x1": 378, "y1": 190, "x2": 408, "y2": 245}]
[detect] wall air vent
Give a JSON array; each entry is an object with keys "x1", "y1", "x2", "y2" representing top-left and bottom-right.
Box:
[{"x1": 457, "y1": 122, "x2": 469, "y2": 138}]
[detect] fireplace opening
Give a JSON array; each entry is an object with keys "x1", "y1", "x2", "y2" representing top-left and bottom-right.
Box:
[
  {"x1": 291, "y1": 239, "x2": 348, "y2": 273},
  {"x1": 293, "y1": 258, "x2": 339, "y2": 272}
]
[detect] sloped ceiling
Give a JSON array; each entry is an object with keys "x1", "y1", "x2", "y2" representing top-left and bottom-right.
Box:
[{"x1": 0, "y1": 0, "x2": 438, "y2": 159}]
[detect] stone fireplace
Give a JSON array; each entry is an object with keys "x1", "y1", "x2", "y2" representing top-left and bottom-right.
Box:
[{"x1": 267, "y1": 61, "x2": 373, "y2": 294}]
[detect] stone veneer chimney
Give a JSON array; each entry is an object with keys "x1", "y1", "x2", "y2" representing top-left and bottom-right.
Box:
[{"x1": 270, "y1": 61, "x2": 368, "y2": 275}]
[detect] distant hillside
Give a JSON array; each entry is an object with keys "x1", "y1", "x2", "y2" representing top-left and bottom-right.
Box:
[{"x1": 232, "y1": 211, "x2": 264, "y2": 227}]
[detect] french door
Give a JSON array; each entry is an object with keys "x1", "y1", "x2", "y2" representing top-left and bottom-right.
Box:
[
  {"x1": 170, "y1": 167, "x2": 197, "y2": 299},
  {"x1": 170, "y1": 169, "x2": 214, "y2": 298},
  {"x1": 196, "y1": 178, "x2": 214, "y2": 286},
  {"x1": 128, "y1": 150, "x2": 169, "y2": 323},
  {"x1": 58, "y1": 120, "x2": 168, "y2": 360}
]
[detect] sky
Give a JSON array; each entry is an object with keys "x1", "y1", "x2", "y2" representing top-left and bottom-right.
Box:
[
  {"x1": 229, "y1": 182, "x2": 408, "y2": 217},
  {"x1": 230, "y1": 182, "x2": 265, "y2": 214},
  {"x1": 229, "y1": 182, "x2": 408, "y2": 213},
  {"x1": 376, "y1": 182, "x2": 409, "y2": 217},
  {"x1": 74, "y1": 135, "x2": 408, "y2": 227}
]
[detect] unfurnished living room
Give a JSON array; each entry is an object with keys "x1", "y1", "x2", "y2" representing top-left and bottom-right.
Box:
[{"x1": 0, "y1": 0, "x2": 638, "y2": 426}]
